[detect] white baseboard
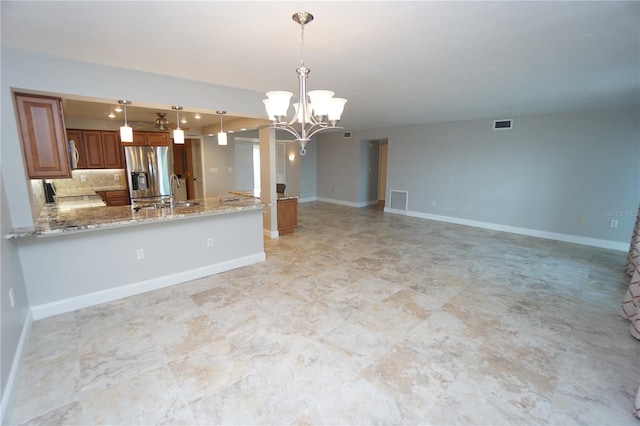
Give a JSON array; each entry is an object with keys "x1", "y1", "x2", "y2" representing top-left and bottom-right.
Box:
[
  {"x1": 263, "y1": 229, "x2": 279, "y2": 239},
  {"x1": 30, "y1": 252, "x2": 266, "y2": 320},
  {"x1": 1, "y1": 309, "x2": 32, "y2": 426},
  {"x1": 316, "y1": 197, "x2": 378, "y2": 208},
  {"x1": 385, "y1": 208, "x2": 628, "y2": 251},
  {"x1": 384, "y1": 207, "x2": 407, "y2": 215},
  {"x1": 298, "y1": 197, "x2": 317, "y2": 203}
]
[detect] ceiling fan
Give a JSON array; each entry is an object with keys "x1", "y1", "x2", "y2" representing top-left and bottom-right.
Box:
[{"x1": 130, "y1": 112, "x2": 184, "y2": 131}]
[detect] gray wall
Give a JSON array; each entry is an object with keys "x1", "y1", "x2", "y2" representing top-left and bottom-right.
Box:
[
  {"x1": 317, "y1": 132, "x2": 361, "y2": 203},
  {"x1": 1, "y1": 179, "x2": 30, "y2": 422},
  {"x1": 202, "y1": 134, "x2": 237, "y2": 198},
  {"x1": 235, "y1": 142, "x2": 255, "y2": 190},
  {"x1": 299, "y1": 136, "x2": 318, "y2": 200},
  {"x1": 18, "y1": 210, "x2": 264, "y2": 311},
  {"x1": 317, "y1": 106, "x2": 640, "y2": 244}
]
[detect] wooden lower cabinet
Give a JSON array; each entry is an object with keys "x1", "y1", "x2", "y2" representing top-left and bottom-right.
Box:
[
  {"x1": 277, "y1": 198, "x2": 298, "y2": 235},
  {"x1": 97, "y1": 190, "x2": 130, "y2": 206}
]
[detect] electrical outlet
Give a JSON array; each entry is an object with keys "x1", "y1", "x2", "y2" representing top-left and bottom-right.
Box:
[
  {"x1": 207, "y1": 238, "x2": 213, "y2": 247},
  {"x1": 80, "y1": 175, "x2": 87, "y2": 182},
  {"x1": 432, "y1": 200, "x2": 436, "y2": 206},
  {"x1": 610, "y1": 219, "x2": 619, "y2": 228},
  {"x1": 578, "y1": 216, "x2": 586, "y2": 224},
  {"x1": 136, "y1": 248, "x2": 144, "y2": 259},
  {"x1": 9, "y1": 288, "x2": 15, "y2": 308},
  {"x1": 113, "y1": 174, "x2": 119, "y2": 181}
]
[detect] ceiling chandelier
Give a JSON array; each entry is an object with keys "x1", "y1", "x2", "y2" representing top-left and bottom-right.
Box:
[{"x1": 263, "y1": 12, "x2": 347, "y2": 155}]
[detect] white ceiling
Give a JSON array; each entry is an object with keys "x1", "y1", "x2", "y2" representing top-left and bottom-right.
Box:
[{"x1": 2, "y1": 1, "x2": 639, "y2": 130}]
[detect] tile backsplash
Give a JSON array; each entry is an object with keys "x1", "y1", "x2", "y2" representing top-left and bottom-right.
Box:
[{"x1": 51, "y1": 169, "x2": 127, "y2": 196}]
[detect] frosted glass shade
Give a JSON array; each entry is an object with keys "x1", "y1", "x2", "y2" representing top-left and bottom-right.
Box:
[
  {"x1": 265, "y1": 91, "x2": 293, "y2": 118},
  {"x1": 173, "y1": 128, "x2": 184, "y2": 145},
  {"x1": 218, "y1": 131, "x2": 227, "y2": 146},
  {"x1": 307, "y1": 90, "x2": 334, "y2": 116},
  {"x1": 328, "y1": 98, "x2": 348, "y2": 121},
  {"x1": 120, "y1": 125, "x2": 133, "y2": 143}
]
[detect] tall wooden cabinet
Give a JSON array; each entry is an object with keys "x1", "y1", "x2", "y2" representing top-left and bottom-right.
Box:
[{"x1": 14, "y1": 92, "x2": 71, "y2": 179}]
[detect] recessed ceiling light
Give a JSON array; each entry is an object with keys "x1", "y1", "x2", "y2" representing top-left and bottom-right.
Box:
[
  {"x1": 181, "y1": 118, "x2": 187, "y2": 124},
  {"x1": 207, "y1": 133, "x2": 214, "y2": 136},
  {"x1": 194, "y1": 114, "x2": 201, "y2": 119},
  {"x1": 114, "y1": 106, "x2": 123, "y2": 112},
  {"x1": 240, "y1": 128, "x2": 247, "y2": 131},
  {"x1": 108, "y1": 112, "x2": 116, "y2": 118}
]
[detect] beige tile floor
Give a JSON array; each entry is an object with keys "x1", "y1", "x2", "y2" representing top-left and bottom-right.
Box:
[{"x1": 9, "y1": 202, "x2": 640, "y2": 425}]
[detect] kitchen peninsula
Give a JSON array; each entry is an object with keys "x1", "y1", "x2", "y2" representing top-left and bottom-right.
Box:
[{"x1": 10, "y1": 197, "x2": 266, "y2": 319}]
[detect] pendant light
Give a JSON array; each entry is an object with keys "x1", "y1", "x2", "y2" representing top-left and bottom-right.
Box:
[
  {"x1": 217, "y1": 111, "x2": 227, "y2": 146},
  {"x1": 118, "y1": 100, "x2": 133, "y2": 143},
  {"x1": 172, "y1": 106, "x2": 184, "y2": 145}
]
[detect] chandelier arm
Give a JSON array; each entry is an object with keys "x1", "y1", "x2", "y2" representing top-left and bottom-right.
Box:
[
  {"x1": 274, "y1": 124, "x2": 303, "y2": 141},
  {"x1": 305, "y1": 125, "x2": 344, "y2": 141}
]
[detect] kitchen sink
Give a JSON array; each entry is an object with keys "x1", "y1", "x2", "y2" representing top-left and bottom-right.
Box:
[{"x1": 172, "y1": 201, "x2": 200, "y2": 207}]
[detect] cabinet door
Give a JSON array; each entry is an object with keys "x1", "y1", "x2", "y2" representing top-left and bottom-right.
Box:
[
  {"x1": 104, "y1": 190, "x2": 129, "y2": 206},
  {"x1": 277, "y1": 198, "x2": 298, "y2": 235},
  {"x1": 66, "y1": 129, "x2": 86, "y2": 169},
  {"x1": 131, "y1": 131, "x2": 148, "y2": 145},
  {"x1": 14, "y1": 93, "x2": 71, "y2": 179},
  {"x1": 148, "y1": 132, "x2": 169, "y2": 146},
  {"x1": 83, "y1": 131, "x2": 105, "y2": 169},
  {"x1": 101, "y1": 131, "x2": 122, "y2": 168}
]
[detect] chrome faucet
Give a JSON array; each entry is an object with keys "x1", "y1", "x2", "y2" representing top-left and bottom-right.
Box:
[{"x1": 169, "y1": 174, "x2": 181, "y2": 207}]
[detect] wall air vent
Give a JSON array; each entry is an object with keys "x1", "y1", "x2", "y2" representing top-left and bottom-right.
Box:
[
  {"x1": 389, "y1": 190, "x2": 408, "y2": 212},
  {"x1": 493, "y1": 119, "x2": 513, "y2": 130},
  {"x1": 343, "y1": 131, "x2": 352, "y2": 139}
]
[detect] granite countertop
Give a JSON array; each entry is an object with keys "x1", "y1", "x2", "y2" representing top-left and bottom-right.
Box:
[
  {"x1": 8, "y1": 197, "x2": 266, "y2": 239},
  {"x1": 229, "y1": 189, "x2": 298, "y2": 201}
]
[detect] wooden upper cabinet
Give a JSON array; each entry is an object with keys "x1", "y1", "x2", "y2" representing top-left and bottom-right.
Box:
[
  {"x1": 66, "y1": 129, "x2": 86, "y2": 169},
  {"x1": 101, "y1": 132, "x2": 122, "y2": 168},
  {"x1": 148, "y1": 132, "x2": 169, "y2": 146},
  {"x1": 83, "y1": 130, "x2": 105, "y2": 168},
  {"x1": 129, "y1": 131, "x2": 169, "y2": 146},
  {"x1": 68, "y1": 129, "x2": 123, "y2": 169},
  {"x1": 14, "y1": 92, "x2": 71, "y2": 179},
  {"x1": 132, "y1": 131, "x2": 148, "y2": 145}
]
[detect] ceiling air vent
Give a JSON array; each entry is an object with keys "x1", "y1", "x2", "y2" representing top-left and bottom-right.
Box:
[{"x1": 493, "y1": 119, "x2": 513, "y2": 130}]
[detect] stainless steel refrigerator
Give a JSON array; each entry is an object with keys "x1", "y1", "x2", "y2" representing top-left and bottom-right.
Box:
[{"x1": 124, "y1": 145, "x2": 171, "y2": 203}]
